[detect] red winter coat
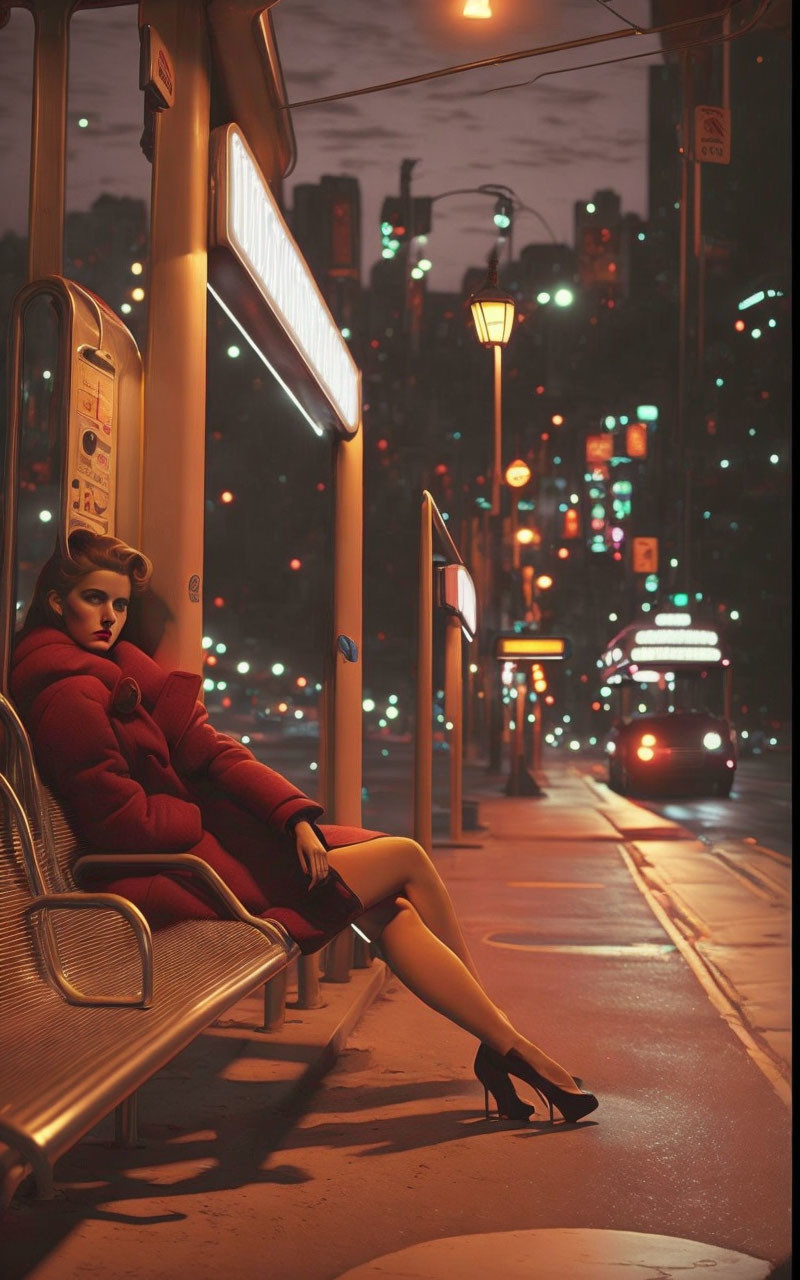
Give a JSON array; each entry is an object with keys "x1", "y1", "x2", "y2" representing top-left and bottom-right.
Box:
[{"x1": 10, "y1": 627, "x2": 382, "y2": 953}]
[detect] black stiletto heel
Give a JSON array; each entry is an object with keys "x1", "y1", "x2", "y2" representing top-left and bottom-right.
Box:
[
  {"x1": 499, "y1": 1049, "x2": 599, "y2": 1124},
  {"x1": 473, "y1": 1045, "x2": 535, "y2": 1123}
]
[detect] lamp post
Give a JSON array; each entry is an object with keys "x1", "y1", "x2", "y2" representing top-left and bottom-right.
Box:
[
  {"x1": 468, "y1": 251, "x2": 516, "y2": 517},
  {"x1": 468, "y1": 252, "x2": 515, "y2": 771}
]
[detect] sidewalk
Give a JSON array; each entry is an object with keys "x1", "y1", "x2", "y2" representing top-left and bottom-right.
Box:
[{"x1": 2, "y1": 758, "x2": 791, "y2": 1279}]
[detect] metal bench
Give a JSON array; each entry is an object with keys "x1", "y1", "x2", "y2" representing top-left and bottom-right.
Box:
[{"x1": 0, "y1": 690, "x2": 300, "y2": 1209}]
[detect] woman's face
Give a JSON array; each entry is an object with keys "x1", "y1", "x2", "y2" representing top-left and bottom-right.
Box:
[{"x1": 48, "y1": 569, "x2": 131, "y2": 653}]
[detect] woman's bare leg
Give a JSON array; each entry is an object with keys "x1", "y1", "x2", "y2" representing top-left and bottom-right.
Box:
[
  {"x1": 356, "y1": 898, "x2": 581, "y2": 1094},
  {"x1": 328, "y1": 837, "x2": 484, "y2": 984},
  {"x1": 330, "y1": 840, "x2": 581, "y2": 1094}
]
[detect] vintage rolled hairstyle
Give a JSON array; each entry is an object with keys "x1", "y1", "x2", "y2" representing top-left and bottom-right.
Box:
[{"x1": 20, "y1": 529, "x2": 153, "y2": 636}]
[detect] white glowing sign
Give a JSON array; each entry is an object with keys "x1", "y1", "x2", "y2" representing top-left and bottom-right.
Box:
[
  {"x1": 217, "y1": 126, "x2": 359, "y2": 434},
  {"x1": 630, "y1": 645, "x2": 722, "y2": 664},
  {"x1": 438, "y1": 563, "x2": 477, "y2": 642},
  {"x1": 633, "y1": 628, "x2": 719, "y2": 647}
]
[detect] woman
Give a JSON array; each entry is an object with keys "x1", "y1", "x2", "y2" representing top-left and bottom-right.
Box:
[{"x1": 11, "y1": 529, "x2": 598, "y2": 1126}]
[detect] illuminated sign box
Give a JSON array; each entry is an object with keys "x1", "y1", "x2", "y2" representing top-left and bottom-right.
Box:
[
  {"x1": 208, "y1": 124, "x2": 360, "y2": 437},
  {"x1": 436, "y1": 563, "x2": 477, "y2": 642},
  {"x1": 493, "y1": 635, "x2": 571, "y2": 661}
]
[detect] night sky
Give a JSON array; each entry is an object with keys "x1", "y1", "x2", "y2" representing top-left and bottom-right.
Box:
[{"x1": 0, "y1": 0, "x2": 664, "y2": 289}]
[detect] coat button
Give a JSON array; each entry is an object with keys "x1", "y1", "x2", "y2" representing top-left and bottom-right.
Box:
[{"x1": 113, "y1": 677, "x2": 142, "y2": 715}]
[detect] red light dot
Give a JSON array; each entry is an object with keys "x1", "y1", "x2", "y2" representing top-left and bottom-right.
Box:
[
  {"x1": 476, "y1": 475, "x2": 486, "y2": 486},
  {"x1": 221, "y1": 696, "x2": 232, "y2": 709},
  {"x1": 613, "y1": 551, "x2": 622, "y2": 560},
  {"x1": 607, "y1": 299, "x2": 615, "y2": 309},
  {"x1": 434, "y1": 463, "x2": 448, "y2": 475},
  {"x1": 592, "y1": 701, "x2": 601, "y2": 711},
  {"x1": 377, "y1": 438, "x2": 389, "y2": 451},
  {"x1": 544, "y1": 694, "x2": 555, "y2": 706},
  {"x1": 541, "y1": 432, "x2": 550, "y2": 442},
  {"x1": 316, "y1": 482, "x2": 326, "y2": 491},
  {"x1": 734, "y1": 319, "x2": 746, "y2": 332},
  {"x1": 205, "y1": 654, "x2": 218, "y2": 666},
  {"x1": 558, "y1": 547, "x2": 569, "y2": 559},
  {"x1": 536, "y1": 385, "x2": 545, "y2": 395},
  {"x1": 296, "y1": 676, "x2": 307, "y2": 688},
  {"x1": 289, "y1": 558, "x2": 302, "y2": 571},
  {"x1": 369, "y1": 339, "x2": 380, "y2": 349},
  {"x1": 220, "y1": 490, "x2": 234, "y2": 504},
  {"x1": 377, "y1": 631, "x2": 386, "y2": 641},
  {"x1": 213, "y1": 596, "x2": 225, "y2": 608}
]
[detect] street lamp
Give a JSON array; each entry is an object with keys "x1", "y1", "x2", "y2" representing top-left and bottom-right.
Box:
[{"x1": 469, "y1": 252, "x2": 516, "y2": 515}]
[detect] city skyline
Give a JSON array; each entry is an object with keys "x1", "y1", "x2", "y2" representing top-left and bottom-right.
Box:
[{"x1": 0, "y1": 1, "x2": 664, "y2": 289}]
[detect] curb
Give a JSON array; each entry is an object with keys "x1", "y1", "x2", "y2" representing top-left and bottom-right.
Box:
[{"x1": 618, "y1": 844, "x2": 791, "y2": 1108}]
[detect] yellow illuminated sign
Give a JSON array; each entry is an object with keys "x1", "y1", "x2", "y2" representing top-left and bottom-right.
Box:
[{"x1": 493, "y1": 635, "x2": 570, "y2": 661}]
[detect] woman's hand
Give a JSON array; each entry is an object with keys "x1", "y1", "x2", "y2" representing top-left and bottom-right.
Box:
[{"x1": 292, "y1": 820, "x2": 329, "y2": 888}]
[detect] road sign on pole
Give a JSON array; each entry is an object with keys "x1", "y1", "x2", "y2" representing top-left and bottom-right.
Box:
[
  {"x1": 632, "y1": 537, "x2": 659, "y2": 573},
  {"x1": 694, "y1": 106, "x2": 731, "y2": 164}
]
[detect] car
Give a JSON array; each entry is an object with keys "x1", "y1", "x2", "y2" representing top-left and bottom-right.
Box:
[{"x1": 605, "y1": 710, "x2": 736, "y2": 797}]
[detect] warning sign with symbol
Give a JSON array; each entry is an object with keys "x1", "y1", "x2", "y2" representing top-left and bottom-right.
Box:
[
  {"x1": 633, "y1": 537, "x2": 658, "y2": 574},
  {"x1": 694, "y1": 105, "x2": 731, "y2": 164}
]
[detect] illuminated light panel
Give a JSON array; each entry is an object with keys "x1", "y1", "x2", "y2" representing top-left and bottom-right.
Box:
[
  {"x1": 634, "y1": 628, "x2": 718, "y2": 646},
  {"x1": 214, "y1": 126, "x2": 359, "y2": 434},
  {"x1": 654, "y1": 612, "x2": 691, "y2": 627},
  {"x1": 438, "y1": 563, "x2": 477, "y2": 642},
  {"x1": 494, "y1": 636, "x2": 569, "y2": 660},
  {"x1": 208, "y1": 283, "x2": 324, "y2": 437},
  {"x1": 630, "y1": 646, "x2": 722, "y2": 663}
]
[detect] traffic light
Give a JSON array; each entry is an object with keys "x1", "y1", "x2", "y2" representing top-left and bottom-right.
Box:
[
  {"x1": 493, "y1": 196, "x2": 513, "y2": 236},
  {"x1": 380, "y1": 196, "x2": 407, "y2": 259}
]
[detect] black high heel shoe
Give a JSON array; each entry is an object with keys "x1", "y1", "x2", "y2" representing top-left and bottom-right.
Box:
[
  {"x1": 499, "y1": 1048, "x2": 599, "y2": 1124},
  {"x1": 473, "y1": 1045, "x2": 535, "y2": 1123}
]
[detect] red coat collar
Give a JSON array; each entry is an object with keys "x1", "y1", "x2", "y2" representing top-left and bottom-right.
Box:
[{"x1": 11, "y1": 627, "x2": 201, "y2": 745}]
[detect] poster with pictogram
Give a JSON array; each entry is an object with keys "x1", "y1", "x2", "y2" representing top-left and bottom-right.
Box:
[{"x1": 694, "y1": 106, "x2": 731, "y2": 164}]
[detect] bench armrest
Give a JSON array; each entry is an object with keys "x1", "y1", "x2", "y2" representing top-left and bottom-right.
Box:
[
  {"x1": 72, "y1": 853, "x2": 297, "y2": 952},
  {"x1": 26, "y1": 892, "x2": 154, "y2": 1008}
]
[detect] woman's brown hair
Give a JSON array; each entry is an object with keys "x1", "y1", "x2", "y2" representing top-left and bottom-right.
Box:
[{"x1": 20, "y1": 529, "x2": 153, "y2": 635}]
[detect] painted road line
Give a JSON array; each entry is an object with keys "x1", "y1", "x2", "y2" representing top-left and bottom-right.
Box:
[
  {"x1": 507, "y1": 881, "x2": 607, "y2": 889},
  {"x1": 483, "y1": 936, "x2": 676, "y2": 957},
  {"x1": 618, "y1": 842, "x2": 791, "y2": 1108}
]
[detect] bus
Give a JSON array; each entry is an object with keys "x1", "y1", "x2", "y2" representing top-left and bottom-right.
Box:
[{"x1": 599, "y1": 610, "x2": 736, "y2": 797}]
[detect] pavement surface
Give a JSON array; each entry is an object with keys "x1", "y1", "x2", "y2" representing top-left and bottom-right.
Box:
[{"x1": 1, "y1": 760, "x2": 791, "y2": 1279}]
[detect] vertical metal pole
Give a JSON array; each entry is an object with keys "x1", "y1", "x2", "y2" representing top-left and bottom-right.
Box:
[
  {"x1": 491, "y1": 344, "x2": 502, "y2": 516},
  {"x1": 140, "y1": 0, "x2": 209, "y2": 674},
  {"x1": 27, "y1": 0, "x2": 75, "y2": 281},
  {"x1": 330, "y1": 419, "x2": 364, "y2": 827},
  {"x1": 511, "y1": 488, "x2": 520, "y2": 569},
  {"x1": 323, "y1": 416, "x2": 364, "y2": 984},
  {"x1": 414, "y1": 494, "x2": 433, "y2": 853},
  {"x1": 676, "y1": 50, "x2": 692, "y2": 591},
  {"x1": 533, "y1": 698, "x2": 542, "y2": 773},
  {"x1": 445, "y1": 615, "x2": 463, "y2": 842}
]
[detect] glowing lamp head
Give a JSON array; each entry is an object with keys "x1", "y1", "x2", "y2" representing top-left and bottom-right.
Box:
[
  {"x1": 463, "y1": 0, "x2": 492, "y2": 16},
  {"x1": 469, "y1": 253, "x2": 515, "y2": 347}
]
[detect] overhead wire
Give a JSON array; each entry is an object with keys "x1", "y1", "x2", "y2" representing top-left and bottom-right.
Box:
[
  {"x1": 480, "y1": 0, "x2": 771, "y2": 97},
  {"x1": 279, "y1": 0, "x2": 750, "y2": 111}
]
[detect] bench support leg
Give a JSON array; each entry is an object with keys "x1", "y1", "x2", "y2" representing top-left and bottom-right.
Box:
[
  {"x1": 114, "y1": 1093, "x2": 140, "y2": 1147},
  {"x1": 352, "y1": 932, "x2": 373, "y2": 968},
  {"x1": 296, "y1": 952, "x2": 325, "y2": 1008},
  {"x1": 323, "y1": 929, "x2": 353, "y2": 983},
  {"x1": 263, "y1": 968, "x2": 289, "y2": 1031}
]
